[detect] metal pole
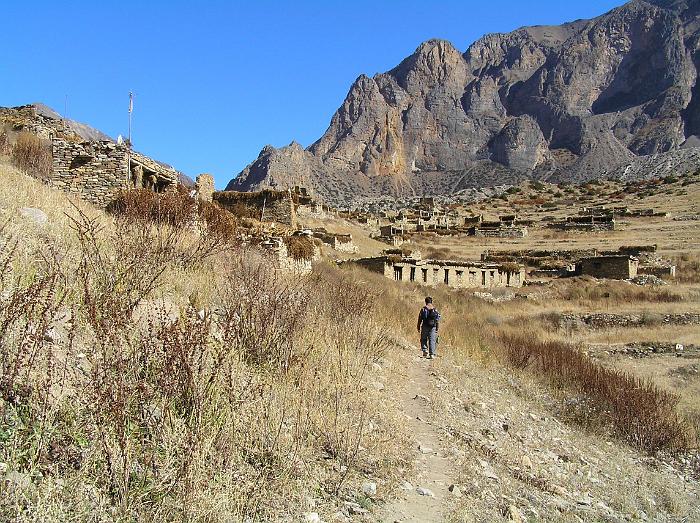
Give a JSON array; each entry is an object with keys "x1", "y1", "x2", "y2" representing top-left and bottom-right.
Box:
[{"x1": 127, "y1": 92, "x2": 133, "y2": 186}]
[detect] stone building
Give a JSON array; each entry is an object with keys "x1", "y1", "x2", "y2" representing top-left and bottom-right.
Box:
[
  {"x1": 354, "y1": 255, "x2": 525, "y2": 289},
  {"x1": 576, "y1": 255, "x2": 638, "y2": 279},
  {"x1": 213, "y1": 189, "x2": 298, "y2": 228},
  {"x1": 312, "y1": 229, "x2": 358, "y2": 253},
  {"x1": 50, "y1": 139, "x2": 179, "y2": 207},
  {"x1": 2, "y1": 104, "x2": 180, "y2": 207}
]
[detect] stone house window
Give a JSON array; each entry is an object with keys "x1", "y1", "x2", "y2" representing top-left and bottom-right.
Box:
[{"x1": 410, "y1": 267, "x2": 416, "y2": 282}]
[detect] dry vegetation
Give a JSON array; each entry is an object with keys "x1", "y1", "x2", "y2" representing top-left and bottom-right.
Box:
[
  {"x1": 0, "y1": 165, "x2": 409, "y2": 521},
  {"x1": 10, "y1": 132, "x2": 52, "y2": 179},
  {"x1": 2, "y1": 158, "x2": 700, "y2": 521}
]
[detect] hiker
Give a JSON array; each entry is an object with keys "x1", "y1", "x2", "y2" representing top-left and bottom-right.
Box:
[{"x1": 417, "y1": 296, "x2": 440, "y2": 359}]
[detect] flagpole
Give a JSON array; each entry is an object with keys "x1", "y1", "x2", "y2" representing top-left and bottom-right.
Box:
[{"x1": 127, "y1": 92, "x2": 133, "y2": 186}]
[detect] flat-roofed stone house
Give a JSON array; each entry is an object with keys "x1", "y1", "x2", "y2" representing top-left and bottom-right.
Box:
[{"x1": 354, "y1": 255, "x2": 525, "y2": 289}]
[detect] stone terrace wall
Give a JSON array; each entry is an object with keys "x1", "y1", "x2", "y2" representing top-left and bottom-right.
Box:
[{"x1": 51, "y1": 139, "x2": 129, "y2": 207}]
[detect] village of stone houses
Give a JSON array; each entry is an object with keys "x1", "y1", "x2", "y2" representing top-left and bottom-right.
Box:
[{"x1": 3, "y1": 2, "x2": 700, "y2": 522}]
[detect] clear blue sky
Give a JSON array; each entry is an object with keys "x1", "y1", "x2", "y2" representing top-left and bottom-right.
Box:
[{"x1": 3, "y1": 1, "x2": 622, "y2": 188}]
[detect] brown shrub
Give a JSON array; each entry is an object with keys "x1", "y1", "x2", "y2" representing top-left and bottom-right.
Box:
[
  {"x1": 11, "y1": 132, "x2": 52, "y2": 178},
  {"x1": 283, "y1": 235, "x2": 315, "y2": 261},
  {"x1": 500, "y1": 334, "x2": 688, "y2": 452},
  {"x1": 107, "y1": 187, "x2": 196, "y2": 228}
]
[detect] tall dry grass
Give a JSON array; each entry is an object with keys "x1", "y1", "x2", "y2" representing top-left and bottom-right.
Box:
[
  {"x1": 11, "y1": 132, "x2": 52, "y2": 179},
  {"x1": 0, "y1": 195, "x2": 407, "y2": 521},
  {"x1": 500, "y1": 334, "x2": 689, "y2": 452}
]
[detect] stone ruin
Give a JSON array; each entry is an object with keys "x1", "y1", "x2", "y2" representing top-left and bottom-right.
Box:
[
  {"x1": 212, "y1": 186, "x2": 317, "y2": 229},
  {"x1": 483, "y1": 245, "x2": 676, "y2": 281},
  {"x1": 353, "y1": 251, "x2": 525, "y2": 289},
  {"x1": 312, "y1": 228, "x2": 358, "y2": 253},
  {"x1": 194, "y1": 173, "x2": 215, "y2": 202},
  {"x1": 1, "y1": 105, "x2": 180, "y2": 207},
  {"x1": 260, "y1": 235, "x2": 320, "y2": 274},
  {"x1": 549, "y1": 214, "x2": 615, "y2": 232},
  {"x1": 575, "y1": 255, "x2": 639, "y2": 279}
]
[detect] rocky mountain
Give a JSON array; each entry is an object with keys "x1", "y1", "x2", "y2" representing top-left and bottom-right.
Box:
[{"x1": 227, "y1": 0, "x2": 700, "y2": 206}]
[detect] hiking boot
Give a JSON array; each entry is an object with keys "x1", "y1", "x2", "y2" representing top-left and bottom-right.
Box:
[
  {"x1": 422, "y1": 351, "x2": 428, "y2": 358},
  {"x1": 427, "y1": 354, "x2": 434, "y2": 359}
]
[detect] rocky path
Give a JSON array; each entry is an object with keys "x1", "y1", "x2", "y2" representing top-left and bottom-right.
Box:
[{"x1": 376, "y1": 355, "x2": 456, "y2": 523}]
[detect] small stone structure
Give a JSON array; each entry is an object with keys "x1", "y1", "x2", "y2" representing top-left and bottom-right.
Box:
[
  {"x1": 213, "y1": 188, "x2": 300, "y2": 228},
  {"x1": 50, "y1": 139, "x2": 179, "y2": 206},
  {"x1": 638, "y1": 265, "x2": 676, "y2": 278},
  {"x1": 471, "y1": 220, "x2": 528, "y2": 238},
  {"x1": 576, "y1": 255, "x2": 638, "y2": 279},
  {"x1": 260, "y1": 236, "x2": 319, "y2": 274},
  {"x1": 195, "y1": 174, "x2": 215, "y2": 202},
  {"x1": 354, "y1": 254, "x2": 525, "y2": 289},
  {"x1": 312, "y1": 229, "x2": 358, "y2": 253}
]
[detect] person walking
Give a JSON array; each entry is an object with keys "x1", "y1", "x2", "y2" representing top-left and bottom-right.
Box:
[{"x1": 417, "y1": 296, "x2": 440, "y2": 359}]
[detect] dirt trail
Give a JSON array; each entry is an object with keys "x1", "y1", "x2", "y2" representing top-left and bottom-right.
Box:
[{"x1": 377, "y1": 354, "x2": 456, "y2": 523}]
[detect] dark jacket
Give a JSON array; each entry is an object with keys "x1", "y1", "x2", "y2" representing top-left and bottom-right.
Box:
[{"x1": 417, "y1": 304, "x2": 440, "y2": 331}]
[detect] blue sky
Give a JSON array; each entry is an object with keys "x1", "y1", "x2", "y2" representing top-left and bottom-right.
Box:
[{"x1": 2, "y1": 1, "x2": 622, "y2": 188}]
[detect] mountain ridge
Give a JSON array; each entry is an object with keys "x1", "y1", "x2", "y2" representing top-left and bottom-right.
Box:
[{"x1": 227, "y1": 0, "x2": 700, "y2": 206}]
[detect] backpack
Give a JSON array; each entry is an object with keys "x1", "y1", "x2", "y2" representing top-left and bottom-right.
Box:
[{"x1": 424, "y1": 307, "x2": 440, "y2": 328}]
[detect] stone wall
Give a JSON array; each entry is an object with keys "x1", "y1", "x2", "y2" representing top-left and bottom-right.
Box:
[
  {"x1": 214, "y1": 189, "x2": 297, "y2": 228},
  {"x1": 50, "y1": 140, "x2": 129, "y2": 207},
  {"x1": 472, "y1": 225, "x2": 528, "y2": 238},
  {"x1": 312, "y1": 230, "x2": 358, "y2": 253},
  {"x1": 638, "y1": 265, "x2": 676, "y2": 278},
  {"x1": 261, "y1": 237, "x2": 319, "y2": 274},
  {"x1": 195, "y1": 174, "x2": 215, "y2": 202},
  {"x1": 576, "y1": 256, "x2": 638, "y2": 279},
  {"x1": 50, "y1": 139, "x2": 179, "y2": 207}
]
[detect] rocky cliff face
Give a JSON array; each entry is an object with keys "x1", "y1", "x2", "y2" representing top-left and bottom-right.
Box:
[{"x1": 227, "y1": 0, "x2": 700, "y2": 205}]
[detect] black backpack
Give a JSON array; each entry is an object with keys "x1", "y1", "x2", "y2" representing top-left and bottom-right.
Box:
[{"x1": 424, "y1": 308, "x2": 439, "y2": 328}]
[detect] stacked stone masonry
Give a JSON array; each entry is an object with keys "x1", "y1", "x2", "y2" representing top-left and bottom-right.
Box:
[
  {"x1": 354, "y1": 255, "x2": 525, "y2": 289},
  {"x1": 2, "y1": 105, "x2": 180, "y2": 207}
]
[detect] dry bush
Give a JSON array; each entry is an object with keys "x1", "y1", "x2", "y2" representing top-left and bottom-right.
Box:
[
  {"x1": 216, "y1": 250, "x2": 308, "y2": 370},
  {"x1": 283, "y1": 235, "x2": 315, "y2": 261},
  {"x1": 11, "y1": 132, "x2": 52, "y2": 179},
  {"x1": 105, "y1": 190, "x2": 238, "y2": 272},
  {"x1": 108, "y1": 187, "x2": 196, "y2": 227},
  {"x1": 500, "y1": 334, "x2": 688, "y2": 452},
  {"x1": 674, "y1": 252, "x2": 700, "y2": 284}
]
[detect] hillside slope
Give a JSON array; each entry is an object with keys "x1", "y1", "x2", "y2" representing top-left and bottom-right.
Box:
[{"x1": 228, "y1": 0, "x2": 700, "y2": 206}]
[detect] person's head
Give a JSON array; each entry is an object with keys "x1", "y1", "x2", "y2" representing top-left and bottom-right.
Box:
[{"x1": 425, "y1": 296, "x2": 433, "y2": 305}]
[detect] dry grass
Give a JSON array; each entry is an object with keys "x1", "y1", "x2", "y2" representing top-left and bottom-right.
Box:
[
  {"x1": 0, "y1": 173, "x2": 408, "y2": 521},
  {"x1": 11, "y1": 132, "x2": 52, "y2": 179},
  {"x1": 500, "y1": 334, "x2": 689, "y2": 452},
  {"x1": 283, "y1": 235, "x2": 315, "y2": 261}
]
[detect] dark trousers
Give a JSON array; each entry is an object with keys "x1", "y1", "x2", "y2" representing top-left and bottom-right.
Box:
[{"x1": 420, "y1": 327, "x2": 437, "y2": 356}]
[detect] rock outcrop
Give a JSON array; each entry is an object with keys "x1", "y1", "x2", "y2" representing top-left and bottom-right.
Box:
[{"x1": 227, "y1": 0, "x2": 700, "y2": 206}]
